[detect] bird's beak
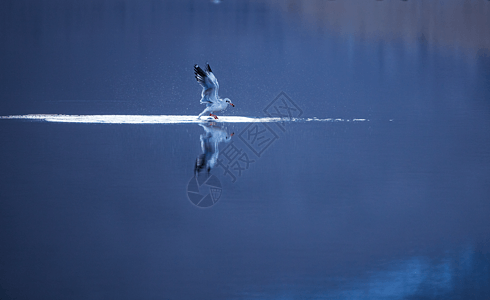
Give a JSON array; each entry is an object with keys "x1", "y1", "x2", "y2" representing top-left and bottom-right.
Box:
[
  {"x1": 230, "y1": 103, "x2": 235, "y2": 107},
  {"x1": 230, "y1": 132, "x2": 235, "y2": 136}
]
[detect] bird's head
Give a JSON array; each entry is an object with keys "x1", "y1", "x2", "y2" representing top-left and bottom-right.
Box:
[{"x1": 225, "y1": 98, "x2": 235, "y2": 107}]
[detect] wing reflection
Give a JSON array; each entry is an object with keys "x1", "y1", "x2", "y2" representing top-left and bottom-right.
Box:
[{"x1": 195, "y1": 121, "x2": 234, "y2": 174}]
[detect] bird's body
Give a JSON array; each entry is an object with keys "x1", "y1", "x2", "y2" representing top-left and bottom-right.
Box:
[{"x1": 194, "y1": 64, "x2": 234, "y2": 119}]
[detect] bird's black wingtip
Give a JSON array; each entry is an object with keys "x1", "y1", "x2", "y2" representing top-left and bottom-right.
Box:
[
  {"x1": 206, "y1": 63, "x2": 212, "y2": 73},
  {"x1": 194, "y1": 64, "x2": 207, "y2": 79}
]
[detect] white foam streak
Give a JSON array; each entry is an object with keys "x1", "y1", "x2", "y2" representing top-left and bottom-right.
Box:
[{"x1": 1, "y1": 114, "x2": 369, "y2": 124}]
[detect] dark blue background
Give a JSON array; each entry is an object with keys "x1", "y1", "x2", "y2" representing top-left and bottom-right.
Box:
[{"x1": 1, "y1": 1, "x2": 490, "y2": 299}]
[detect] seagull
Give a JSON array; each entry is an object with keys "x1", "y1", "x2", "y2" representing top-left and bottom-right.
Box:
[
  {"x1": 195, "y1": 122, "x2": 234, "y2": 174},
  {"x1": 194, "y1": 64, "x2": 234, "y2": 119}
]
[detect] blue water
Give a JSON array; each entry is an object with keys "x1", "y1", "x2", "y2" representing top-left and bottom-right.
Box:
[{"x1": 1, "y1": 1, "x2": 490, "y2": 299}]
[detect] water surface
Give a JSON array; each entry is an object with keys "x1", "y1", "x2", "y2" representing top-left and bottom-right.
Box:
[{"x1": 1, "y1": 1, "x2": 489, "y2": 299}]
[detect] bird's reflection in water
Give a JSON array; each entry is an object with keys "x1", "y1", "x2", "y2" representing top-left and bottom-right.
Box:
[{"x1": 195, "y1": 121, "x2": 234, "y2": 174}]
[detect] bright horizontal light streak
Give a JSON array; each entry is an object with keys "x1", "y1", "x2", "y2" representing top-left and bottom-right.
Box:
[{"x1": 1, "y1": 114, "x2": 369, "y2": 124}]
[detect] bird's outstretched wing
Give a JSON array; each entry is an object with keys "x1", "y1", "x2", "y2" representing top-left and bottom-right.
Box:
[{"x1": 194, "y1": 64, "x2": 219, "y2": 104}]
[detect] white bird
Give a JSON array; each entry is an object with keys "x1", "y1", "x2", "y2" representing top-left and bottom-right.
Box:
[{"x1": 194, "y1": 64, "x2": 234, "y2": 119}]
